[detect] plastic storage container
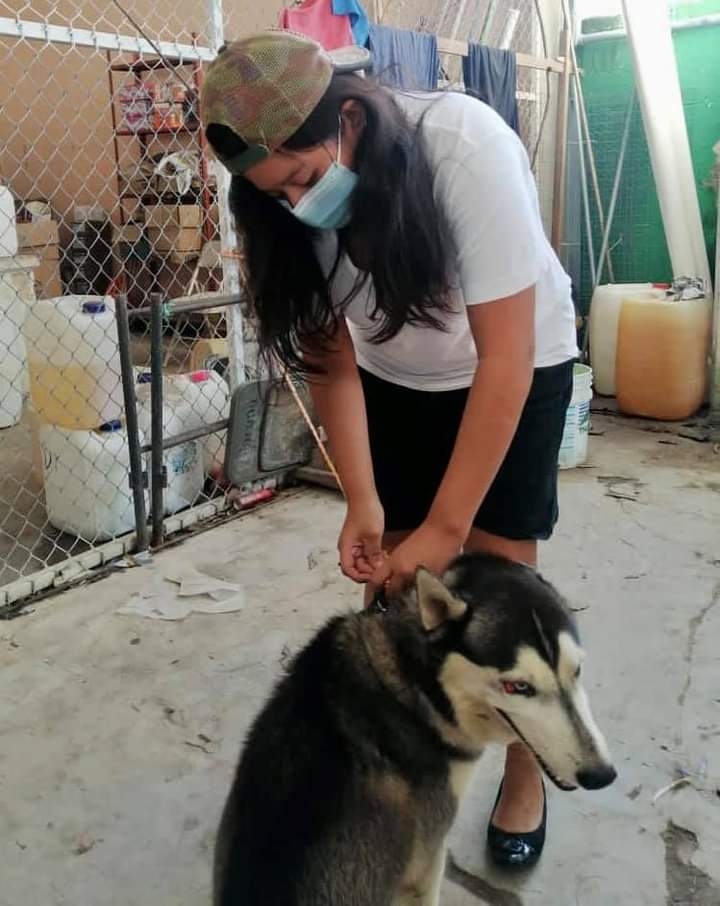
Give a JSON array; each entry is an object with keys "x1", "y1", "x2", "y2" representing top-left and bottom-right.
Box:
[
  {"x1": 616, "y1": 295, "x2": 712, "y2": 420},
  {"x1": 0, "y1": 256, "x2": 36, "y2": 428},
  {"x1": 170, "y1": 370, "x2": 230, "y2": 474},
  {"x1": 135, "y1": 374, "x2": 204, "y2": 515},
  {"x1": 40, "y1": 419, "x2": 140, "y2": 540},
  {"x1": 559, "y1": 364, "x2": 593, "y2": 470},
  {"x1": 589, "y1": 283, "x2": 656, "y2": 396},
  {"x1": 139, "y1": 370, "x2": 230, "y2": 475},
  {"x1": 0, "y1": 185, "x2": 18, "y2": 257},
  {"x1": 24, "y1": 295, "x2": 124, "y2": 430}
]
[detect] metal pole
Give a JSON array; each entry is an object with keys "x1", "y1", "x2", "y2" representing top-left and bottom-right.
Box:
[
  {"x1": 561, "y1": 0, "x2": 615, "y2": 281},
  {"x1": 130, "y1": 293, "x2": 237, "y2": 318},
  {"x1": 207, "y1": 0, "x2": 245, "y2": 389},
  {"x1": 573, "y1": 79, "x2": 596, "y2": 291},
  {"x1": 595, "y1": 94, "x2": 634, "y2": 287},
  {"x1": 551, "y1": 24, "x2": 571, "y2": 252},
  {"x1": 449, "y1": 0, "x2": 472, "y2": 40},
  {"x1": 115, "y1": 294, "x2": 149, "y2": 550},
  {"x1": 498, "y1": 9, "x2": 520, "y2": 50},
  {"x1": 479, "y1": 0, "x2": 498, "y2": 43},
  {"x1": 149, "y1": 293, "x2": 165, "y2": 547}
]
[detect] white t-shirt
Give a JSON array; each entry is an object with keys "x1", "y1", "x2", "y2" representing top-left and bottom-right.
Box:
[{"x1": 315, "y1": 91, "x2": 578, "y2": 392}]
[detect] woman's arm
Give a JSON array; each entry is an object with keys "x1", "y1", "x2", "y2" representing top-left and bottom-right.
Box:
[
  {"x1": 427, "y1": 285, "x2": 535, "y2": 539},
  {"x1": 304, "y1": 320, "x2": 384, "y2": 580},
  {"x1": 375, "y1": 285, "x2": 535, "y2": 591}
]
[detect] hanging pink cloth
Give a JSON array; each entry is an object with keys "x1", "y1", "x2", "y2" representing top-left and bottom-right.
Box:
[{"x1": 278, "y1": 0, "x2": 354, "y2": 51}]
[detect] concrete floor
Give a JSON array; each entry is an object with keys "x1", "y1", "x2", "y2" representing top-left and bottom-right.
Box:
[{"x1": 1, "y1": 415, "x2": 719, "y2": 906}]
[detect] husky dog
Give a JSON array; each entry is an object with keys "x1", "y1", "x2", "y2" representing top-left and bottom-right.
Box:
[{"x1": 214, "y1": 553, "x2": 616, "y2": 906}]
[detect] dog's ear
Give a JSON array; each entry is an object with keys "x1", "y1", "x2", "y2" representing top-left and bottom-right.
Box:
[{"x1": 415, "y1": 567, "x2": 467, "y2": 630}]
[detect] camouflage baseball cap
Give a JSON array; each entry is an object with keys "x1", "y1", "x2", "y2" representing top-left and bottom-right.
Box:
[{"x1": 201, "y1": 31, "x2": 334, "y2": 174}]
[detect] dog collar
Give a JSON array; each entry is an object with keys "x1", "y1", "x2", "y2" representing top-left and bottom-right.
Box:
[{"x1": 368, "y1": 588, "x2": 390, "y2": 614}]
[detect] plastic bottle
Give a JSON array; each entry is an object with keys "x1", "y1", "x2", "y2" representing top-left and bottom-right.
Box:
[
  {"x1": 135, "y1": 373, "x2": 204, "y2": 515},
  {"x1": 616, "y1": 295, "x2": 712, "y2": 420},
  {"x1": 589, "y1": 283, "x2": 656, "y2": 396},
  {"x1": 0, "y1": 256, "x2": 34, "y2": 428},
  {"x1": 170, "y1": 370, "x2": 230, "y2": 474},
  {"x1": 0, "y1": 184, "x2": 18, "y2": 256},
  {"x1": 558, "y1": 364, "x2": 594, "y2": 469},
  {"x1": 40, "y1": 419, "x2": 140, "y2": 540},
  {"x1": 24, "y1": 295, "x2": 124, "y2": 430}
]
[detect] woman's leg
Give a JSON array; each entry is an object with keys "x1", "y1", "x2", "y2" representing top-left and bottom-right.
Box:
[{"x1": 466, "y1": 527, "x2": 544, "y2": 833}]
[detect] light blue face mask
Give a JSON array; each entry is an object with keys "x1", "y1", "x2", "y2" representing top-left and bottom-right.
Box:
[{"x1": 288, "y1": 121, "x2": 358, "y2": 231}]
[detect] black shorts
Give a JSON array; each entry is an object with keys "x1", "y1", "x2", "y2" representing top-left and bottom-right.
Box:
[{"x1": 360, "y1": 359, "x2": 574, "y2": 540}]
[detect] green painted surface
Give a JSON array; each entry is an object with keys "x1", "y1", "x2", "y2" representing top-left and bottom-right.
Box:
[
  {"x1": 671, "y1": 1, "x2": 720, "y2": 18},
  {"x1": 576, "y1": 24, "x2": 719, "y2": 311}
]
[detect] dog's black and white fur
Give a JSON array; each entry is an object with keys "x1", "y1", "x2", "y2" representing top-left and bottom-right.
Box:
[{"x1": 214, "y1": 553, "x2": 615, "y2": 906}]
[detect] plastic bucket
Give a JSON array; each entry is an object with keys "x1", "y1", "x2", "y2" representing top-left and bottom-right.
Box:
[{"x1": 559, "y1": 364, "x2": 593, "y2": 470}]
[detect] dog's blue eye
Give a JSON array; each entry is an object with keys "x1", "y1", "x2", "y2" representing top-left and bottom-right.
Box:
[{"x1": 502, "y1": 680, "x2": 536, "y2": 697}]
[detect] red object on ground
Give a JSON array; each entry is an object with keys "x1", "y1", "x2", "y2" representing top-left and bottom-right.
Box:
[{"x1": 230, "y1": 487, "x2": 276, "y2": 510}]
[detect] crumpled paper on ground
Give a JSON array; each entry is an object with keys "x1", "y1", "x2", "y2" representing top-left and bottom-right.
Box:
[{"x1": 117, "y1": 567, "x2": 245, "y2": 621}]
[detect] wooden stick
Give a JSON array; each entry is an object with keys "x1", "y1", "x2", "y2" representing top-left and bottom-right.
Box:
[
  {"x1": 437, "y1": 35, "x2": 564, "y2": 72},
  {"x1": 283, "y1": 373, "x2": 344, "y2": 495}
]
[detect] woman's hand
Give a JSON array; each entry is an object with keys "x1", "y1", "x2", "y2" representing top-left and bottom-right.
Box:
[
  {"x1": 338, "y1": 498, "x2": 385, "y2": 583},
  {"x1": 371, "y1": 520, "x2": 465, "y2": 595}
]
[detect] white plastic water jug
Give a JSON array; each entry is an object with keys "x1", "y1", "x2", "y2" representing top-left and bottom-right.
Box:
[
  {"x1": 0, "y1": 185, "x2": 18, "y2": 257},
  {"x1": 0, "y1": 256, "x2": 35, "y2": 428},
  {"x1": 40, "y1": 419, "x2": 140, "y2": 540},
  {"x1": 24, "y1": 295, "x2": 124, "y2": 430},
  {"x1": 559, "y1": 364, "x2": 593, "y2": 470},
  {"x1": 588, "y1": 284, "x2": 661, "y2": 396},
  {"x1": 135, "y1": 374, "x2": 204, "y2": 515},
  {"x1": 169, "y1": 370, "x2": 230, "y2": 474}
]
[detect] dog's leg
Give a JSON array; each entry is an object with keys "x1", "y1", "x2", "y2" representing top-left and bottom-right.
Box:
[
  {"x1": 419, "y1": 846, "x2": 446, "y2": 906},
  {"x1": 392, "y1": 846, "x2": 446, "y2": 906}
]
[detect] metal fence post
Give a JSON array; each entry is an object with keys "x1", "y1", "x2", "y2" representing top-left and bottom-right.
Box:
[
  {"x1": 149, "y1": 293, "x2": 166, "y2": 546},
  {"x1": 115, "y1": 294, "x2": 149, "y2": 551}
]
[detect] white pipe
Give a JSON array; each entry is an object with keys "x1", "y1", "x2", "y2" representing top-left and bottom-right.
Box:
[
  {"x1": 621, "y1": 0, "x2": 711, "y2": 292},
  {"x1": 0, "y1": 16, "x2": 214, "y2": 59},
  {"x1": 577, "y1": 13, "x2": 720, "y2": 45}
]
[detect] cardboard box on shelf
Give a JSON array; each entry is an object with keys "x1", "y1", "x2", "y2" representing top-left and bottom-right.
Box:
[
  {"x1": 148, "y1": 225, "x2": 202, "y2": 255},
  {"x1": 146, "y1": 204, "x2": 202, "y2": 230},
  {"x1": 17, "y1": 219, "x2": 62, "y2": 298},
  {"x1": 112, "y1": 223, "x2": 145, "y2": 245},
  {"x1": 33, "y1": 257, "x2": 62, "y2": 298},
  {"x1": 17, "y1": 220, "x2": 60, "y2": 249}
]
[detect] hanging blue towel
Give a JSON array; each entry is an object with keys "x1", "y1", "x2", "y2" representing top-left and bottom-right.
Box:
[
  {"x1": 332, "y1": 0, "x2": 369, "y2": 47},
  {"x1": 367, "y1": 24, "x2": 439, "y2": 90},
  {"x1": 462, "y1": 43, "x2": 519, "y2": 133}
]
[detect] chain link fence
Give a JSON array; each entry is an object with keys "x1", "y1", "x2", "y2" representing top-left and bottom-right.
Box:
[{"x1": 0, "y1": 0, "x2": 560, "y2": 605}]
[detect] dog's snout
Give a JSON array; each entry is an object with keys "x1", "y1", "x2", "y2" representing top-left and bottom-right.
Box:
[{"x1": 576, "y1": 765, "x2": 617, "y2": 790}]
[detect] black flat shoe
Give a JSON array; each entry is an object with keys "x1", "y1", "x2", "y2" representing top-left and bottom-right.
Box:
[{"x1": 487, "y1": 780, "x2": 546, "y2": 868}]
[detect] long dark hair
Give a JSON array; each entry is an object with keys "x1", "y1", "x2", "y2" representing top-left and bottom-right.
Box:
[{"x1": 207, "y1": 74, "x2": 452, "y2": 373}]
